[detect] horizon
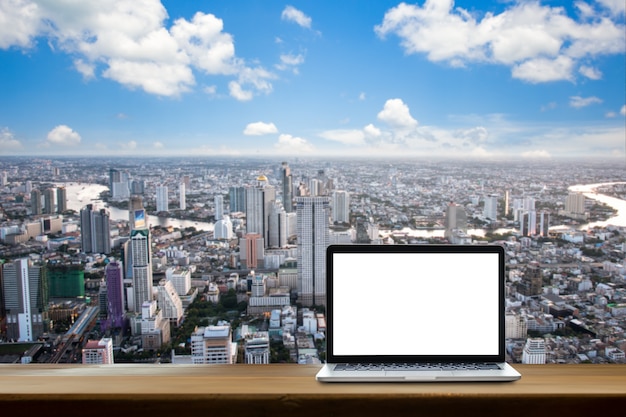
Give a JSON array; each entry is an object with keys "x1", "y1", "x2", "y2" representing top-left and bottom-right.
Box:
[{"x1": 1, "y1": 0, "x2": 625, "y2": 160}]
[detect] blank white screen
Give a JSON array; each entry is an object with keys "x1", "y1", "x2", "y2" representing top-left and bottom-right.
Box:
[{"x1": 332, "y1": 252, "x2": 500, "y2": 356}]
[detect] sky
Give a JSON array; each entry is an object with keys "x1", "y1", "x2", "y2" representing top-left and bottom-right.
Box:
[{"x1": 0, "y1": 0, "x2": 625, "y2": 160}]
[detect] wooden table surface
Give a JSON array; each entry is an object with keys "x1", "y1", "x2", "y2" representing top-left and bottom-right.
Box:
[{"x1": 1, "y1": 364, "x2": 625, "y2": 417}]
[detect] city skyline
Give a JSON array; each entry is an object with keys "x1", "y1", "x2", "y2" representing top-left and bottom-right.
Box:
[{"x1": 0, "y1": 0, "x2": 624, "y2": 160}]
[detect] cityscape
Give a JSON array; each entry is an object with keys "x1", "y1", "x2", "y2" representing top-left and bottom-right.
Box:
[{"x1": 0, "y1": 156, "x2": 625, "y2": 366}]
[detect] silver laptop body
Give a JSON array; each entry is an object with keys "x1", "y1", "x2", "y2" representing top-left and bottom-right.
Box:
[{"x1": 316, "y1": 244, "x2": 521, "y2": 382}]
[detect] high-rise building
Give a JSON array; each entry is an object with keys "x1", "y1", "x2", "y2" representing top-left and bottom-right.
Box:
[
  {"x1": 245, "y1": 175, "x2": 276, "y2": 244},
  {"x1": 229, "y1": 186, "x2": 246, "y2": 213},
  {"x1": 2, "y1": 259, "x2": 47, "y2": 342},
  {"x1": 240, "y1": 233, "x2": 264, "y2": 269},
  {"x1": 156, "y1": 279, "x2": 184, "y2": 326},
  {"x1": 82, "y1": 338, "x2": 114, "y2": 364},
  {"x1": 165, "y1": 267, "x2": 191, "y2": 296},
  {"x1": 179, "y1": 182, "x2": 186, "y2": 210},
  {"x1": 214, "y1": 216, "x2": 234, "y2": 240},
  {"x1": 244, "y1": 332, "x2": 270, "y2": 364},
  {"x1": 281, "y1": 162, "x2": 293, "y2": 213},
  {"x1": 156, "y1": 185, "x2": 168, "y2": 212},
  {"x1": 565, "y1": 192, "x2": 585, "y2": 215},
  {"x1": 214, "y1": 195, "x2": 224, "y2": 220},
  {"x1": 56, "y1": 187, "x2": 67, "y2": 213},
  {"x1": 43, "y1": 187, "x2": 55, "y2": 214},
  {"x1": 80, "y1": 204, "x2": 111, "y2": 254},
  {"x1": 522, "y1": 338, "x2": 546, "y2": 364},
  {"x1": 296, "y1": 196, "x2": 330, "y2": 306},
  {"x1": 30, "y1": 189, "x2": 42, "y2": 215},
  {"x1": 0, "y1": 170, "x2": 7, "y2": 186},
  {"x1": 331, "y1": 190, "x2": 350, "y2": 224},
  {"x1": 131, "y1": 226, "x2": 153, "y2": 312},
  {"x1": 483, "y1": 194, "x2": 498, "y2": 221},
  {"x1": 46, "y1": 262, "x2": 85, "y2": 298},
  {"x1": 268, "y1": 201, "x2": 287, "y2": 248},
  {"x1": 105, "y1": 261, "x2": 125, "y2": 330},
  {"x1": 190, "y1": 325, "x2": 234, "y2": 364},
  {"x1": 128, "y1": 195, "x2": 144, "y2": 229}
]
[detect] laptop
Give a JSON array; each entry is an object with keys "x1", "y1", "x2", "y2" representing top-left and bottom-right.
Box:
[{"x1": 316, "y1": 244, "x2": 521, "y2": 382}]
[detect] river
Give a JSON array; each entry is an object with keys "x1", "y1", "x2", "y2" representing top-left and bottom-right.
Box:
[
  {"x1": 59, "y1": 181, "x2": 626, "y2": 237},
  {"x1": 60, "y1": 182, "x2": 214, "y2": 232}
]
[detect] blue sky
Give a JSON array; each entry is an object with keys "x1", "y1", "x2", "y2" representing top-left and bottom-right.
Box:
[{"x1": 0, "y1": 0, "x2": 624, "y2": 159}]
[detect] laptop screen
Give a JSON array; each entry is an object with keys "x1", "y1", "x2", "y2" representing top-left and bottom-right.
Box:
[{"x1": 326, "y1": 244, "x2": 505, "y2": 362}]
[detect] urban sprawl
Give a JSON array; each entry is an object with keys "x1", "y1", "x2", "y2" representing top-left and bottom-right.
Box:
[{"x1": 0, "y1": 157, "x2": 625, "y2": 366}]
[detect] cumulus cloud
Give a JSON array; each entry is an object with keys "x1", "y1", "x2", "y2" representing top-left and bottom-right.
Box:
[
  {"x1": 319, "y1": 129, "x2": 366, "y2": 145},
  {"x1": 281, "y1": 6, "x2": 312, "y2": 29},
  {"x1": 570, "y1": 95, "x2": 603, "y2": 108},
  {"x1": 579, "y1": 65, "x2": 603, "y2": 80},
  {"x1": 46, "y1": 125, "x2": 81, "y2": 146},
  {"x1": 274, "y1": 133, "x2": 314, "y2": 153},
  {"x1": 244, "y1": 122, "x2": 278, "y2": 136},
  {"x1": 377, "y1": 98, "x2": 418, "y2": 130},
  {"x1": 375, "y1": 0, "x2": 626, "y2": 83},
  {"x1": 0, "y1": 1, "x2": 274, "y2": 98},
  {"x1": 276, "y1": 53, "x2": 305, "y2": 73},
  {"x1": 0, "y1": 127, "x2": 22, "y2": 150}
]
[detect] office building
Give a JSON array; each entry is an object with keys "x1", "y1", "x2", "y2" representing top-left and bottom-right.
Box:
[
  {"x1": 165, "y1": 266, "x2": 191, "y2": 296},
  {"x1": 43, "y1": 187, "x2": 55, "y2": 214},
  {"x1": 129, "y1": 195, "x2": 144, "y2": 228},
  {"x1": 215, "y1": 195, "x2": 224, "y2": 220},
  {"x1": 244, "y1": 332, "x2": 270, "y2": 364},
  {"x1": 229, "y1": 186, "x2": 246, "y2": 213},
  {"x1": 331, "y1": 190, "x2": 350, "y2": 224},
  {"x1": 2, "y1": 259, "x2": 47, "y2": 342},
  {"x1": 131, "y1": 225, "x2": 153, "y2": 312},
  {"x1": 190, "y1": 325, "x2": 234, "y2": 364},
  {"x1": 30, "y1": 189, "x2": 42, "y2": 215},
  {"x1": 55, "y1": 187, "x2": 67, "y2": 213},
  {"x1": 140, "y1": 300, "x2": 170, "y2": 351},
  {"x1": 46, "y1": 262, "x2": 85, "y2": 298},
  {"x1": 179, "y1": 182, "x2": 186, "y2": 210},
  {"x1": 82, "y1": 338, "x2": 114, "y2": 364},
  {"x1": 105, "y1": 261, "x2": 125, "y2": 330},
  {"x1": 156, "y1": 185, "x2": 168, "y2": 212},
  {"x1": 483, "y1": 194, "x2": 498, "y2": 221},
  {"x1": 268, "y1": 201, "x2": 288, "y2": 248},
  {"x1": 281, "y1": 162, "x2": 293, "y2": 213},
  {"x1": 522, "y1": 338, "x2": 546, "y2": 364},
  {"x1": 245, "y1": 175, "x2": 276, "y2": 244},
  {"x1": 296, "y1": 196, "x2": 330, "y2": 306},
  {"x1": 240, "y1": 233, "x2": 264, "y2": 269},
  {"x1": 214, "y1": 215, "x2": 234, "y2": 240},
  {"x1": 156, "y1": 279, "x2": 184, "y2": 326},
  {"x1": 80, "y1": 204, "x2": 111, "y2": 254},
  {"x1": 565, "y1": 192, "x2": 585, "y2": 214}
]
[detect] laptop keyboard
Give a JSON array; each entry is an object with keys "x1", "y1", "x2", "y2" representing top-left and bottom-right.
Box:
[{"x1": 334, "y1": 363, "x2": 502, "y2": 371}]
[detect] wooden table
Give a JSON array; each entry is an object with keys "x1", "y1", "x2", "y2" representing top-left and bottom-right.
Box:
[{"x1": 0, "y1": 364, "x2": 624, "y2": 417}]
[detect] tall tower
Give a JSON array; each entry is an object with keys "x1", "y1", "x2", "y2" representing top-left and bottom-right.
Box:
[
  {"x1": 128, "y1": 195, "x2": 144, "y2": 229},
  {"x1": 331, "y1": 190, "x2": 350, "y2": 224},
  {"x1": 2, "y1": 259, "x2": 47, "y2": 342},
  {"x1": 245, "y1": 175, "x2": 276, "y2": 245},
  {"x1": 80, "y1": 204, "x2": 111, "y2": 254},
  {"x1": 56, "y1": 187, "x2": 67, "y2": 213},
  {"x1": 214, "y1": 195, "x2": 224, "y2": 221},
  {"x1": 444, "y1": 203, "x2": 467, "y2": 240},
  {"x1": 296, "y1": 196, "x2": 330, "y2": 306},
  {"x1": 179, "y1": 182, "x2": 186, "y2": 211},
  {"x1": 30, "y1": 189, "x2": 42, "y2": 215},
  {"x1": 268, "y1": 201, "x2": 287, "y2": 248},
  {"x1": 281, "y1": 162, "x2": 293, "y2": 213},
  {"x1": 156, "y1": 185, "x2": 168, "y2": 213},
  {"x1": 43, "y1": 187, "x2": 55, "y2": 214},
  {"x1": 105, "y1": 261, "x2": 125, "y2": 330},
  {"x1": 483, "y1": 194, "x2": 498, "y2": 221},
  {"x1": 131, "y1": 226, "x2": 153, "y2": 312},
  {"x1": 229, "y1": 186, "x2": 246, "y2": 213}
]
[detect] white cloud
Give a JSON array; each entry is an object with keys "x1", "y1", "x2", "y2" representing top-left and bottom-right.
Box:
[
  {"x1": 569, "y1": 95, "x2": 603, "y2": 108},
  {"x1": 375, "y1": 0, "x2": 626, "y2": 83},
  {"x1": 377, "y1": 98, "x2": 418, "y2": 130},
  {"x1": 319, "y1": 129, "x2": 366, "y2": 145},
  {"x1": 228, "y1": 81, "x2": 253, "y2": 101},
  {"x1": 281, "y1": 6, "x2": 312, "y2": 29},
  {"x1": 276, "y1": 53, "x2": 305, "y2": 73},
  {"x1": 0, "y1": 127, "x2": 22, "y2": 150},
  {"x1": 46, "y1": 125, "x2": 81, "y2": 146},
  {"x1": 579, "y1": 65, "x2": 602, "y2": 80},
  {"x1": 274, "y1": 134, "x2": 314, "y2": 153},
  {"x1": 621, "y1": 105, "x2": 626, "y2": 116},
  {"x1": 597, "y1": 0, "x2": 626, "y2": 16},
  {"x1": 0, "y1": 1, "x2": 274, "y2": 98},
  {"x1": 153, "y1": 141, "x2": 164, "y2": 148},
  {"x1": 359, "y1": 92, "x2": 366, "y2": 101},
  {"x1": 244, "y1": 122, "x2": 278, "y2": 136}
]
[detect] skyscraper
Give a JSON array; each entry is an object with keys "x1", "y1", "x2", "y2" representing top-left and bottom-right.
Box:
[
  {"x1": 268, "y1": 201, "x2": 287, "y2": 248},
  {"x1": 43, "y1": 187, "x2": 55, "y2": 214},
  {"x1": 56, "y1": 187, "x2": 67, "y2": 213},
  {"x1": 296, "y1": 196, "x2": 330, "y2": 306},
  {"x1": 128, "y1": 195, "x2": 144, "y2": 229},
  {"x1": 179, "y1": 182, "x2": 186, "y2": 210},
  {"x1": 105, "y1": 261, "x2": 125, "y2": 330},
  {"x1": 80, "y1": 204, "x2": 111, "y2": 254},
  {"x1": 156, "y1": 185, "x2": 168, "y2": 212},
  {"x1": 214, "y1": 195, "x2": 224, "y2": 220},
  {"x1": 245, "y1": 175, "x2": 276, "y2": 245},
  {"x1": 131, "y1": 224, "x2": 153, "y2": 312},
  {"x1": 483, "y1": 194, "x2": 498, "y2": 221},
  {"x1": 229, "y1": 186, "x2": 246, "y2": 213},
  {"x1": 281, "y1": 162, "x2": 293, "y2": 213},
  {"x1": 331, "y1": 190, "x2": 350, "y2": 224},
  {"x1": 444, "y1": 203, "x2": 468, "y2": 241},
  {"x1": 2, "y1": 259, "x2": 47, "y2": 342},
  {"x1": 30, "y1": 189, "x2": 42, "y2": 215}
]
